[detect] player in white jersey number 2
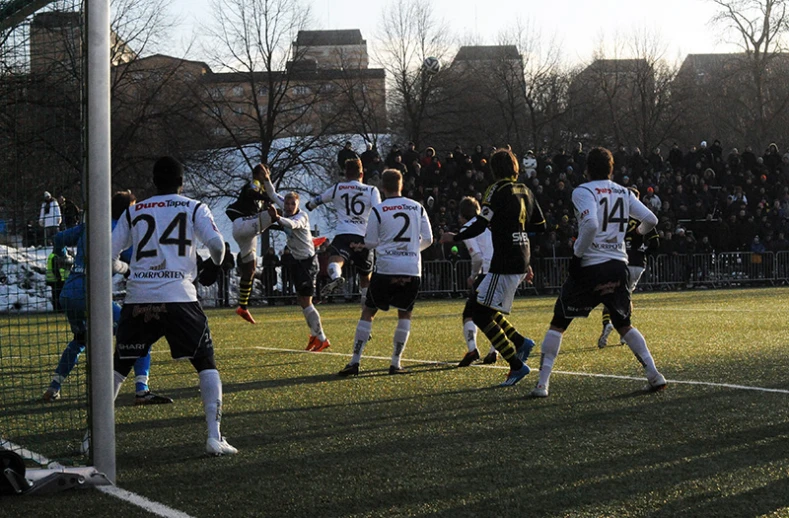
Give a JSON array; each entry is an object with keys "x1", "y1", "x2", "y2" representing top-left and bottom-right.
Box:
[
  {"x1": 111, "y1": 157, "x2": 237, "y2": 456},
  {"x1": 530, "y1": 147, "x2": 667, "y2": 399},
  {"x1": 306, "y1": 158, "x2": 381, "y2": 305},
  {"x1": 338, "y1": 169, "x2": 433, "y2": 377}
]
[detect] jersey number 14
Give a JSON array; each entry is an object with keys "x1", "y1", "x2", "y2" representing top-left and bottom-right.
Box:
[{"x1": 599, "y1": 197, "x2": 627, "y2": 232}]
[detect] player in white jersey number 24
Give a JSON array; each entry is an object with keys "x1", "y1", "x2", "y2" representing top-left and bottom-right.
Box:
[{"x1": 111, "y1": 156, "x2": 237, "y2": 456}]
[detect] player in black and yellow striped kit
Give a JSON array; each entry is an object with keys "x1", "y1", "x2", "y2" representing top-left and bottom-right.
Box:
[{"x1": 441, "y1": 148, "x2": 546, "y2": 386}]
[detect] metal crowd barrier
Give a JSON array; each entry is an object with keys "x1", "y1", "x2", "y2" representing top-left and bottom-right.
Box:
[{"x1": 195, "y1": 251, "x2": 789, "y2": 307}]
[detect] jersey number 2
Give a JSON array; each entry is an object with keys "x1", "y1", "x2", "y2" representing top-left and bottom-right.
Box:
[
  {"x1": 393, "y1": 212, "x2": 410, "y2": 242},
  {"x1": 133, "y1": 212, "x2": 192, "y2": 261}
]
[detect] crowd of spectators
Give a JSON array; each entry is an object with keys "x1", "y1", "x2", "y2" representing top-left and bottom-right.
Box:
[{"x1": 342, "y1": 139, "x2": 789, "y2": 261}]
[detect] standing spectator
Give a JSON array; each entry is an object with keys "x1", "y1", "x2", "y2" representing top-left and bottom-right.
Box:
[
  {"x1": 521, "y1": 150, "x2": 537, "y2": 181},
  {"x1": 57, "y1": 195, "x2": 81, "y2": 229},
  {"x1": 471, "y1": 145, "x2": 489, "y2": 170},
  {"x1": 402, "y1": 142, "x2": 420, "y2": 178},
  {"x1": 742, "y1": 146, "x2": 758, "y2": 172},
  {"x1": 46, "y1": 249, "x2": 69, "y2": 311},
  {"x1": 648, "y1": 147, "x2": 664, "y2": 174},
  {"x1": 668, "y1": 143, "x2": 683, "y2": 172},
  {"x1": 763, "y1": 143, "x2": 782, "y2": 173},
  {"x1": 360, "y1": 142, "x2": 379, "y2": 171},
  {"x1": 337, "y1": 141, "x2": 358, "y2": 170},
  {"x1": 385, "y1": 144, "x2": 402, "y2": 167},
  {"x1": 39, "y1": 191, "x2": 61, "y2": 246},
  {"x1": 217, "y1": 242, "x2": 235, "y2": 308},
  {"x1": 316, "y1": 240, "x2": 330, "y2": 300},
  {"x1": 280, "y1": 247, "x2": 297, "y2": 302},
  {"x1": 390, "y1": 154, "x2": 408, "y2": 176},
  {"x1": 572, "y1": 142, "x2": 587, "y2": 174},
  {"x1": 261, "y1": 247, "x2": 280, "y2": 302}
]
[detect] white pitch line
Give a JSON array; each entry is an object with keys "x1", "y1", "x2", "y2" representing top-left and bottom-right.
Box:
[
  {"x1": 97, "y1": 486, "x2": 197, "y2": 518},
  {"x1": 0, "y1": 439, "x2": 195, "y2": 518},
  {"x1": 254, "y1": 346, "x2": 789, "y2": 395}
]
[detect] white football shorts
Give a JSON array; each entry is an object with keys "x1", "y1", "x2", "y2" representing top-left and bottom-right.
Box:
[{"x1": 476, "y1": 272, "x2": 527, "y2": 314}]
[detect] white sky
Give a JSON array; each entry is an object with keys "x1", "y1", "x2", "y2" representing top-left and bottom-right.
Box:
[{"x1": 167, "y1": 0, "x2": 739, "y2": 66}]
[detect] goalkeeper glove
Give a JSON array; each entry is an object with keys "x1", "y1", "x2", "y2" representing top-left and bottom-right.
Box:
[{"x1": 197, "y1": 259, "x2": 221, "y2": 287}]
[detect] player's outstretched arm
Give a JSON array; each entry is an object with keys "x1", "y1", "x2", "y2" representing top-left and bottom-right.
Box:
[
  {"x1": 262, "y1": 178, "x2": 285, "y2": 209},
  {"x1": 364, "y1": 207, "x2": 381, "y2": 250},
  {"x1": 419, "y1": 206, "x2": 433, "y2": 251},
  {"x1": 451, "y1": 215, "x2": 488, "y2": 242}
]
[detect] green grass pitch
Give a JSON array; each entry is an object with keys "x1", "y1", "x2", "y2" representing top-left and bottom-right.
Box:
[{"x1": 5, "y1": 287, "x2": 789, "y2": 517}]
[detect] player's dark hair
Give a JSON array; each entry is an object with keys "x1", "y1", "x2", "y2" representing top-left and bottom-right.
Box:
[
  {"x1": 489, "y1": 148, "x2": 519, "y2": 180},
  {"x1": 111, "y1": 190, "x2": 136, "y2": 220},
  {"x1": 344, "y1": 157, "x2": 363, "y2": 179},
  {"x1": 587, "y1": 147, "x2": 614, "y2": 180},
  {"x1": 459, "y1": 196, "x2": 480, "y2": 221},
  {"x1": 285, "y1": 191, "x2": 299, "y2": 202},
  {"x1": 153, "y1": 156, "x2": 184, "y2": 193},
  {"x1": 252, "y1": 163, "x2": 269, "y2": 179},
  {"x1": 381, "y1": 169, "x2": 402, "y2": 194}
]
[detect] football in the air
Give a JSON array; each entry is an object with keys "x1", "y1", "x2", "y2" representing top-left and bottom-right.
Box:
[{"x1": 422, "y1": 56, "x2": 441, "y2": 75}]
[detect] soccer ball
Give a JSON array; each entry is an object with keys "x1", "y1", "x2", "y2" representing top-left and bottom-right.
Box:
[{"x1": 422, "y1": 56, "x2": 441, "y2": 75}]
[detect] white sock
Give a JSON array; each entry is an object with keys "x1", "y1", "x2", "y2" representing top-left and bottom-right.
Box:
[
  {"x1": 328, "y1": 263, "x2": 342, "y2": 281},
  {"x1": 392, "y1": 319, "x2": 411, "y2": 369},
  {"x1": 302, "y1": 305, "x2": 326, "y2": 341},
  {"x1": 360, "y1": 287, "x2": 368, "y2": 308},
  {"x1": 351, "y1": 320, "x2": 373, "y2": 365},
  {"x1": 536, "y1": 330, "x2": 563, "y2": 389},
  {"x1": 112, "y1": 371, "x2": 126, "y2": 401},
  {"x1": 463, "y1": 320, "x2": 477, "y2": 352},
  {"x1": 488, "y1": 345, "x2": 497, "y2": 356},
  {"x1": 622, "y1": 328, "x2": 658, "y2": 378},
  {"x1": 199, "y1": 369, "x2": 223, "y2": 440}
]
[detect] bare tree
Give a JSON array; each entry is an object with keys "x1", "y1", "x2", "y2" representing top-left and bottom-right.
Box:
[
  {"x1": 192, "y1": 0, "x2": 350, "y2": 211},
  {"x1": 495, "y1": 19, "x2": 569, "y2": 153},
  {"x1": 375, "y1": 0, "x2": 454, "y2": 149},
  {"x1": 0, "y1": 0, "x2": 193, "y2": 232},
  {"x1": 568, "y1": 28, "x2": 682, "y2": 153},
  {"x1": 707, "y1": 0, "x2": 789, "y2": 147}
]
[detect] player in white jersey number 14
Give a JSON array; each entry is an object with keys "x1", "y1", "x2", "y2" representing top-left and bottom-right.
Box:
[{"x1": 530, "y1": 147, "x2": 666, "y2": 399}]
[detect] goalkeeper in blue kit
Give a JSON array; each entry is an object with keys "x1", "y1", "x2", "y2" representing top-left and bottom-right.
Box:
[{"x1": 42, "y1": 191, "x2": 172, "y2": 405}]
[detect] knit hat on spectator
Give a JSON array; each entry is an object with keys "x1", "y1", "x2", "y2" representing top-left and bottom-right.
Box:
[{"x1": 43, "y1": 191, "x2": 51, "y2": 199}]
